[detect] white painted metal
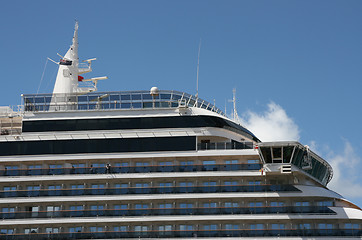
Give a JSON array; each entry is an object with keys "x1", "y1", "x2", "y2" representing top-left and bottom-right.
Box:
[{"x1": 50, "y1": 22, "x2": 107, "y2": 110}]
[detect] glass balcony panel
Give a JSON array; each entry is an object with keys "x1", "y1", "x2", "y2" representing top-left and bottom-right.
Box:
[
  {"x1": 69, "y1": 210, "x2": 83, "y2": 217},
  {"x1": 27, "y1": 166, "x2": 42, "y2": 175},
  {"x1": 121, "y1": 103, "x2": 130, "y2": 108},
  {"x1": 135, "y1": 166, "x2": 150, "y2": 173},
  {"x1": 48, "y1": 168, "x2": 64, "y2": 175},
  {"x1": 5, "y1": 169, "x2": 18, "y2": 176},
  {"x1": 120, "y1": 94, "x2": 130, "y2": 100}
]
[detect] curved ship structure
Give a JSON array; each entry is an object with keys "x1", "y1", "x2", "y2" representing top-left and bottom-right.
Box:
[{"x1": 0, "y1": 22, "x2": 361, "y2": 239}]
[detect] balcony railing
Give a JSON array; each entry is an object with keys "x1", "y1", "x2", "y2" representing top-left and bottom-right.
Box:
[
  {"x1": 0, "y1": 184, "x2": 300, "y2": 198},
  {"x1": 197, "y1": 142, "x2": 254, "y2": 150},
  {"x1": 0, "y1": 163, "x2": 263, "y2": 177},
  {"x1": 0, "y1": 229, "x2": 361, "y2": 239},
  {"x1": 0, "y1": 206, "x2": 335, "y2": 220},
  {"x1": 22, "y1": 90, "x2": 225, "y2": 115}
]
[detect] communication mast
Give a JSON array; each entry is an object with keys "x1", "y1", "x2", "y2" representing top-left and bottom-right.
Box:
[{"x1": 228, "y1": 88, "x2": 240, "y2": 123}]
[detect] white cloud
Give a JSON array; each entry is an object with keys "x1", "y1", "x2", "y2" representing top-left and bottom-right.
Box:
[
  {"x1": 327, "y1": 140, "x2": 362, "y2": 200},
  {"x1": 240, "y1": 102, "x2": 300, "y2": 142},
  {"x1": 238, "y1": 102, "x2": 362, "y2": 204}
]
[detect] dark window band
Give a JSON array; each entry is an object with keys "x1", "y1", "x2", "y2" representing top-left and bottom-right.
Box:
[
  {"x1": 22, "y1": 116, "x2": 259, "y2": 142},
  {"x1": 0, "y1": 206, "x2": 333, "y2": 220},
  {"x1": 0, "y1": 136, "x2": 195, "y2": 156}
]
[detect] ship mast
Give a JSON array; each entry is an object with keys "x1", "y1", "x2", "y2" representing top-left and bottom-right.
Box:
[{"x1": 50, "y1": 22, "x2": 107, "y2": 110}]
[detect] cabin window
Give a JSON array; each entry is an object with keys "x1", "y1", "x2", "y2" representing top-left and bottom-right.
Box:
[
  {"x1": 25, "y1": 228, "x2": 38, "y2": 234},
  {"x1": 271, "y1": 224, "x2": 285, "y2": 229},
  {"x1": 0, "y1": 229, "x2": 14, "y2": 234},
  {"x1": 203, "y1": 202, "x2": 217, "y2": 208},
  {"x1": 159, "y1": 161, "x2": 173, "y2": 166},
  {"x1": 247, "y1": 159, "x2": 259, "y2": 164},
  {"x1": 46, "y1": 227, "x2": 59, "y2": 234},
  {"x1": 295, "y1": 201, "x2": 310, "y2": 206},
  {"x1": 90, "y1": 227, "x2": 104, "y2": 232},
  {"x1": 225, "y1": 202, "x2": 239, "y2": 207},
  {"x1": 250, "y1": 224, "x2": 263, "y2": 230},
  {"x1": 249, "y1": 202, "x2": 263, "y2": 207},
  {"x1": 270, "y1": 201, "x2": 284, "y2": 207},
  {"x1": 317, "y1": 223, "x2": 333, "y2": 229},
  {"x1": 158, "y1": 225, "x2": 172, "y2": 232},
  {"x1": 4, "y1": 166, "x2": 18, "y2": 176},
  {"x1": 159, "y1": 182, "x2": 172, "y2": 187},
  {"x1": 114, "y1": 204, "x2": 128, "y2": 210},
  {"x1": 180, "y1": 225, "x2": 193, "y2": 230},
  {"x1": 114, "y1": 226, "x2": 128, "y2": 232},
  {"x1": 298, "y1": 223, "x2": 311, "y2": 229},
  {"x1": 159, "y1": 203, "x2": 172, "y2": 208},
  {"x1": 225, "y1": 224, "x2": 239, "y2": 230},
  {"x1": 46, "y1": 206, "x2": 60, "y2": 217},
  {"x1": 224, "y1": 181, "x2": 238, "y2": 185},
  {"x1": 134, "y1": 226, "x2": 149, "y2": 232},
  {"x1": 345, "y1": 223, "x2": 359, "y2": 229},
  {"x1": 317, "y1": 201, "x2": 333, "y2": 207},
  {"x1": 179, "y1": 203, "x2": 193, "y2": 208},
  {"x1": 69, "y1": 227, "x2": 82, "y2": 233},
  {"x1": 203, "y1": 224, "x2": 217, "y2": 230}
]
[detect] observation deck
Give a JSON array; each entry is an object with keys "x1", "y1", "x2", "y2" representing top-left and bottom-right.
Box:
[
  {"x1": 22, "y1": 90, "x2": 225, "y2": 115},
  {"x1": 258, "y1": 141, "x2": 333, "y2": 186}
]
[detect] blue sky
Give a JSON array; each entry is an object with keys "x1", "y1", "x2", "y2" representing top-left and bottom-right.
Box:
[{"x1": 0, "y1": 1, "x2": 362, "y2": 206}]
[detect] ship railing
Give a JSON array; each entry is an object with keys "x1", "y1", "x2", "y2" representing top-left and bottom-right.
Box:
[
  {"x1": 0, "y1": 105, "x2": 23, "y2": 136},
  {"x1": 197, "y1": 141, "x2": 254, "y2": 150},
  {"x1": 0, "y1": 184, "x2": 301, "y2": 198},
  {"x1": 0, "y1": 163, "x2": 263, "y2": 177},
  {"x1": 0, "y1": 228, "x2": 361, "y2": 239},
  {"x1": 0, "y1": 116, "x2": 22, "y2": 136},
  {"x1": 21, "y1": 90, "x2": 226, "y2": 116},
  {"x1": 0, "y1": 206, "x2": 336, "y2": 220}
]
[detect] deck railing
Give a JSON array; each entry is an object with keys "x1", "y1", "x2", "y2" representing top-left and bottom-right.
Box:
[
  {"x1": 0, "y1": 184, "x2": 300, "y2": 198},
  {"x1": 0, "y1": 228, "x2": 360, "y2": 239},
  {"x1": 0, "y1": 163, "x2": 262, "y2": 177},
  {"x1": 22, "y1": 90, "x2": 225, "y2": 115},
  {"x1": 0, "y1": 206, "x2": 335, "y2": 220}
]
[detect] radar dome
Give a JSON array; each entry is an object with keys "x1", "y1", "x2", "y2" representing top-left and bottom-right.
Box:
[{"x1": 150, "y1": 87, "x2": 159, "y2": 96}]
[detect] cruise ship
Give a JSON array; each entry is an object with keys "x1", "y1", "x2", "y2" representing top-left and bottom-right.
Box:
[{"x1": 0, "y1": 22, "x2": 361, "y2": 239}]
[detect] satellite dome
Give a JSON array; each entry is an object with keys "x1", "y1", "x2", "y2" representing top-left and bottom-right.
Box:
[{"x1": 150, "y1": 87, "x2": 159, "y2": 96}]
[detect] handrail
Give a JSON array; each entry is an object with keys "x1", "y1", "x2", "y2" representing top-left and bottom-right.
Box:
[
  {"x1": 22, "y1": 90, "x2": 226, "y2": 116},
  {"x1": 0, "y1": 184, "x2": 300, "y2": 198},
  {"x1": 0, "y1": 206, "x2": 335, "y2": 220},
  {"x1": 1, "y1": 228, "x2": 361, "y2": 239},
  {"x1": 0, "y1": 163, "x2": 263, "y2": 177}
]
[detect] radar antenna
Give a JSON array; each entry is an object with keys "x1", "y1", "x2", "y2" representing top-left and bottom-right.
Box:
[
  {"x1": 228, "y1": 88, "x2": 241, "y2": 123},
  {"x1": 196, "y1": 38, "x2": 201, "y2": 98}
]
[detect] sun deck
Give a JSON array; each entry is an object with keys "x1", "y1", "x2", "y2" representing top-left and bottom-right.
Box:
[{"x1": 22, "y1": 90, "x2": 225, "y2": 115}]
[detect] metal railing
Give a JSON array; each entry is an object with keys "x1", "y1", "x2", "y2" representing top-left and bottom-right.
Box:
[
  {"x1": 0, "y1": 117, "x2": 22, "y2": 136},
  {"x1": 0, "y1": 184, "x2": 300, "y2": 198},
  {"x1": 22, "y1": 90, "x2": 225, "y2": 116},
  {"x1": 197, "y1": 142, "x2": 254, "y2": 150},
  {"x1": 0, "y1": 163, "x2": 262, "y2": 177},
  {"x1": 0, "y1": 229, "x2": 361, "y2": 239},
  {"x1": 0, "y1": 206, "x2": 335, "y2": 220}
]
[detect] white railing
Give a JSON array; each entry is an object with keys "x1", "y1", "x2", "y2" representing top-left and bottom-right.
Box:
[{"x1": 22, "y1": 90, "x2": 226, "y2": 116}]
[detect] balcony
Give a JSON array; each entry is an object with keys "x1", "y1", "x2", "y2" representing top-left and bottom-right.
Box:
[
  {"x1": 0, "y1": 229, "x2": 360, "y2": 239},
  {"x1": 0, "y1": 163, "x2": 263, "y2": 177},
  {"x1": 197, "y1": 142, "x2": 254, "y2": 150},
  {"x1": 0, "y1": 184, "x2": 300, "y2": 198},
  {"x1": 0, "y1": 206, "x2": 336, "y2": 220}
]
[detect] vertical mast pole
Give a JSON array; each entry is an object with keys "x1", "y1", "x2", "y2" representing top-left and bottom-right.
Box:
[{"x1": 196, "y1": 39, "x2": 201, "y2": 98}]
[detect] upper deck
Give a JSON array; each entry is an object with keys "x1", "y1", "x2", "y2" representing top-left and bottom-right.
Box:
[{"x1": 22, "y1": 90, "x2": 225, "y2": 115}]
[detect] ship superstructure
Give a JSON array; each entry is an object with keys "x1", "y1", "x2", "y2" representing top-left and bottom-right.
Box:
[{"x1": 0, "y1": 23, "x2": 361, "y2": 239}]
